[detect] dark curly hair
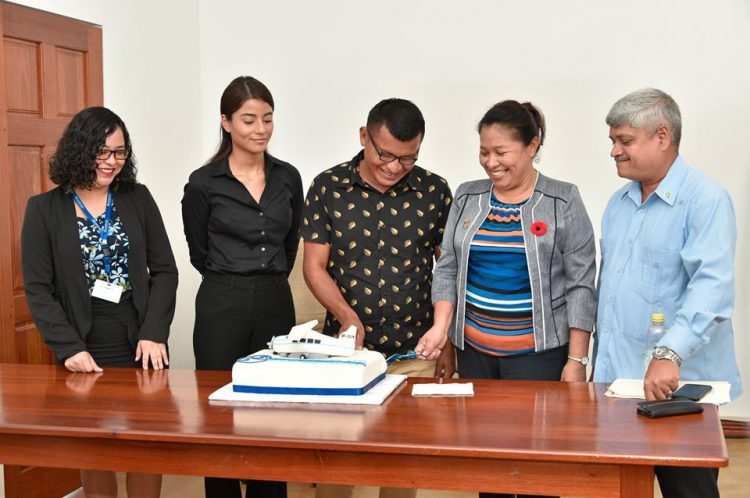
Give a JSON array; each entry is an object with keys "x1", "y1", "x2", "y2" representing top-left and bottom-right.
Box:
[{"x1": 49, "y1": 107, "x2": 138, "y2": 191}]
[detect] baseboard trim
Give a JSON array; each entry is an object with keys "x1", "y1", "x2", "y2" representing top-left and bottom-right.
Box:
[{"x1": 722, "y1": 419, "x2": 750, "y2": 438}]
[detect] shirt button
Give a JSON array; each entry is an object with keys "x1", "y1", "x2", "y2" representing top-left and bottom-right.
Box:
[
  {"x1": 261, "y1": 231, "x2": 266, "y2": 236},
  {"x1": 261, "y1": 247, "x2": 266, "y2": 252},
  {"x1": 608, "y1": 297, "x2": 614, "y2": 303},
  {"x1": 259, "y1": 212, "x2": 264, "y2": 217},
  {"x1": 261, "y1": 263, "x2": 266, "y2": 268},
  {"x1": 616, "y1": 268, "x2": 622, "y2": 273}
]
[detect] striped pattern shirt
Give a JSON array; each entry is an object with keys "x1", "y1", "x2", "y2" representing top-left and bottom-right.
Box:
[{"x1": 464, "y1": 193, "x2": 534, "y2": 356}]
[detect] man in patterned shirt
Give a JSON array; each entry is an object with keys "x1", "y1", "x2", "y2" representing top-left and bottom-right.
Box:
[
  {"x1": 302, "y1": 97, "x2": 452, "y2": 498},
  {"x1": 303, "y1": 98, "x2": 453, "y2": 376}
]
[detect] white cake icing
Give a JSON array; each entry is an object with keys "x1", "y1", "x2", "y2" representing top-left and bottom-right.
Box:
[{"x1": 232, "y1": 349, "x2": 387, "y2": 395}]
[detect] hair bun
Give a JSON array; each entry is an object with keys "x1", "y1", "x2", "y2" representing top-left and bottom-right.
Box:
[{"x1": 521, "y1": 102, "x2": 546, "y2": 145}]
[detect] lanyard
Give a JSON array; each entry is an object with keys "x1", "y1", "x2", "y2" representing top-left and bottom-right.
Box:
[{"x1": 73, "y1": 189, "x2": 113, "y2": 276}]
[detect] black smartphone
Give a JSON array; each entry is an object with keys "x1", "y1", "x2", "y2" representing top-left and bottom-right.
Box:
[{"x1": 671, "y1": 383, "x2": 712, "y2": 401}]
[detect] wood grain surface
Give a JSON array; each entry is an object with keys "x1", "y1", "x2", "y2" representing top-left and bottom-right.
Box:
[{"x1": 0, "y1": 364, "x2": 729, "y2": 498}]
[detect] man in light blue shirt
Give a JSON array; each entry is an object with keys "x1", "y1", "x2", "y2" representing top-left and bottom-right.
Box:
[{"x1": 594, "y1": 88, "x2": 742, "y2": 498}]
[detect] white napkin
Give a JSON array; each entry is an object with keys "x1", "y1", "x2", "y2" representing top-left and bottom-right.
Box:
[{"x1": 411, "y1": 382, "x2": 474, "y2": 397}]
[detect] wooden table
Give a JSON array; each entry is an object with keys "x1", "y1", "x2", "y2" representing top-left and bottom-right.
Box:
[{"x1": 0, "y1": 364, "x2": 727, "y2": 498}]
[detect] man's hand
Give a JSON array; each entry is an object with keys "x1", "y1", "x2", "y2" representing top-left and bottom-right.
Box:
[
  {"x1": 135, "y1": 340, "x2": 169, "y2": 370},
  {"x1": 644, "y1": 359, "x2": 680, "y2": 400},
  {"x1": 434, "y1": 344, "x2": 456, "y2": 378},
  {"x1": 339, "y1": 315, "x2": 366, "y2": 349},
  {"x1": 560, "y1": 360, "x2": 586, "y2": 382},
  {"x1": 415, "y1": 325, "x2": 448, "y2": 361},
  {"x1": 64, "y1": 351, "x2": 103, "y2": 373}
]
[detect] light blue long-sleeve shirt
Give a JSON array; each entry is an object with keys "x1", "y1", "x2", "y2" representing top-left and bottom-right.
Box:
[{"x1": 593, "y1": 156, "x2": 743, "y2": 400}]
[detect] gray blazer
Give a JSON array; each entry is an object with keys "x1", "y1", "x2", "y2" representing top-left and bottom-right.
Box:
[{"x1": 432, "y1": 173, "x2": 596, "y2": 352}]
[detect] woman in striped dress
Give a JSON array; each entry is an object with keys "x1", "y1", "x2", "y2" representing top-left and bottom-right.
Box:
[{"x1": 418, "y1": 101, "x2": 597, "y2": 486}]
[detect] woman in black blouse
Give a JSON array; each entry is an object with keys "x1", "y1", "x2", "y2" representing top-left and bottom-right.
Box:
[
  {"x1": 21, "y1": 106, "x2": 178, "y2": 497},
  {"x1": 182, "y1": 76, "x2": 303, "y2": 498}
]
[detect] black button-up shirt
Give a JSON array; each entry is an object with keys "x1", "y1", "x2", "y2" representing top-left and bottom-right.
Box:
[
  {"x1": 182, "y1": 154, "x2": 303, "y2": 276},
  {"x1": 301, "y1": 151, "x2": 452, "y2": 355}
]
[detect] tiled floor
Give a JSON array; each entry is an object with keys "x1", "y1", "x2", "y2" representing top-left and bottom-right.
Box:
[{"x1": 54, "y1": 438, "x2": 749, "y2": 497}]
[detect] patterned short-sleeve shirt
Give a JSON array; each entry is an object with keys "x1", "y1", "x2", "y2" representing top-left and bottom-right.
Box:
[{"x1": 301, "y1": 150, "x2": 452, "y2": 355}]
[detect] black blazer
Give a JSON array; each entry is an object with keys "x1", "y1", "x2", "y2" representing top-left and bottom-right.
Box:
[{"x1": 21, "y1": 184, "x2": 178, "y2": 361}]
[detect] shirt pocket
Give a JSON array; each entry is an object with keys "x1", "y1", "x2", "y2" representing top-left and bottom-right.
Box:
[{"x1": 634, "y1": 246, "x2": 683, "y2": 305}]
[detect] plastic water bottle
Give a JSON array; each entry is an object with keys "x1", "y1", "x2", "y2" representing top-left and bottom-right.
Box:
[{"x1": 644, "y1": 312, "x2": 665, "y2": 374}]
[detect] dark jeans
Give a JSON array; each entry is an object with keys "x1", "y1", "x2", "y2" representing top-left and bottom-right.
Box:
[
  {"x1": 194, "y1": 271, "x2": 295, "y2": 498},
  {"x1": 458, "y1": 344, "x2": 568, "y2": 498}
]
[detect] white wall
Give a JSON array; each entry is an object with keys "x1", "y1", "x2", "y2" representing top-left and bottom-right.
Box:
[
  {"x1": 10, "y1": 0, "x2": 749, "y2": 419},
  {"x1": 197, "y1": 0, "x2": 750, "y2": 418}
]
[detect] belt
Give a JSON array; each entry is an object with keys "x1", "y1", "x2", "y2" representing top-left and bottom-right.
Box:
[{"x1": 202, "y1": 271, "x2": 286, "y2": 290}]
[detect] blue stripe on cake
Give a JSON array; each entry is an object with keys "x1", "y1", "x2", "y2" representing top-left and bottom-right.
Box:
[{"x1": 232, "y1": 373, "x2": 386, "y2": 395}]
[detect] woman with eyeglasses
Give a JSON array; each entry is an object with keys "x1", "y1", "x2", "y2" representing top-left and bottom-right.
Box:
[
  {"x1": 182, "y1": 76, "x2": 303, "y2": 498},
  {"x1": 21, "y1": 106, "x2": 178, "y2": 497}
]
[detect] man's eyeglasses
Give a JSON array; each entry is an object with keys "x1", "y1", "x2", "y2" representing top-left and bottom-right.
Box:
[
  {"x1": 96, "y1": 149, "x2": 129, "y2": 161},
  {"x1": 366, "y1": 129, "x2": 418, "y2": 166}
]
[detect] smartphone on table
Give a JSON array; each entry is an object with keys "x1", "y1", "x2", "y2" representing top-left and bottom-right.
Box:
[{"x1": 671, "y1": 383, "x2": 712, "y2": 401}]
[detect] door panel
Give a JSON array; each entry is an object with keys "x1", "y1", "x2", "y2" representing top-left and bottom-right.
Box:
[
  {"x1": 1, "y1": 2, "x2": 103, "y2": 496},
  {"x1": 55, "y1": 47, "x2": 87, "y2": 115},
  {"x1": 3, "y1": 38, "x2": 39, "y2": 112}
]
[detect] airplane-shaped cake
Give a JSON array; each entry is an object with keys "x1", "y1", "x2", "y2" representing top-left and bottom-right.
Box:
[{"x1": 269, "y1": 320, "x2": 356, "y2": 357}]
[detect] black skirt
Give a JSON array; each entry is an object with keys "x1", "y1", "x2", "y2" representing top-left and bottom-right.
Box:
[{"x1": 87, "y1": 292, "x2": 140, "y2": 368}]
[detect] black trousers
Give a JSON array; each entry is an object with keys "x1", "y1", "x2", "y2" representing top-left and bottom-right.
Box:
[
  {"x1": 656, "y1": 466, "x2": 719, "y2": 498},
  {"x1": 457, "y1": 344, "x2": 568, "y2": 498},
  {"x1": 194, "y1": 272, "x2": 295, "y2": 498}
]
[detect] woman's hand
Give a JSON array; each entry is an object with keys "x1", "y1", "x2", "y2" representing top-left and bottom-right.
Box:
[
  {"x1": 65, "y1": 371, "x2": 103, "y2": 393},
  {"x1": 135, "y1": 340, "x2": 169, "y2": 370},
  {"x1": 560, "y1": 360, "x2": 586, "y2": 382},
  {"x1": 434, "y1": 344, "x2": 456, "y2": 378},
  {"x1": 135, "y1": 368, "x2": 169, "y2": 394},
  {"x1": 415, "y1": 325, "x2": 448, "y2": 361},
  {"x1": 64, "y1": 351, "x2": 103, "y2": 373}
]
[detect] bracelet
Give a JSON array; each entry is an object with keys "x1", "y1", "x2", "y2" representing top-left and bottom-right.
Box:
[{"x1": 567, "y1": 354, "x2": 590, "y2": 366}]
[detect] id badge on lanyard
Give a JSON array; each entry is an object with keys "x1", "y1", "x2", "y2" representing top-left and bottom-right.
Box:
[{"x1": 73, "y1": 189, "x2": 122, "y2": 303}]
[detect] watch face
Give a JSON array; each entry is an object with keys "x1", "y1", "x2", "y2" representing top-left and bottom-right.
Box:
[
  {"x1": 653, "y1": 346, "x2": 667, "y2": 358},
  {"x1": 581, "y1": 357, "x2": 589, "y2": 366}
]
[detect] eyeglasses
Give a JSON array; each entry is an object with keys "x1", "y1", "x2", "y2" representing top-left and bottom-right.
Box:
[
  {"x1": 366, "y1": 129, "x2": 418, "y2": 166},
  {"x1": 96, "y1": 149, "x2": 129, "y2": 161}
]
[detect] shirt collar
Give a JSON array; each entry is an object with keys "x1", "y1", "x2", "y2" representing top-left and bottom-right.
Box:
[
  {"x1": 209, "y1": 154, "x2": 275, "y2": 177},
  {"x1": 343, "y1": 150, "x2": 424, "y2": 192},
  {"x1": 622, "y1": 155, "x2": 687, "y2": 207}
]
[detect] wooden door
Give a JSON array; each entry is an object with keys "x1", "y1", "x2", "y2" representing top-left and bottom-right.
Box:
[{"x1": 0, "y1": 2, "x2": 102, "y2": 496}]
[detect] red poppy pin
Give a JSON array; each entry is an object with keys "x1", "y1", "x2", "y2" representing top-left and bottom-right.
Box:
[{"x1": 530, "y1": 221, "x2": 547, "y2": 236}]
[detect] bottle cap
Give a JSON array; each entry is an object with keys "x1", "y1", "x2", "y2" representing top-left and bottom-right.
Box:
[{"x1": 651, "y1": 312, "x2": 665, "y2": 323}]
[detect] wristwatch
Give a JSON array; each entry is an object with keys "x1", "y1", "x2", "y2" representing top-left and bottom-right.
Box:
[
  {"x1": 567, "y1": 354, "x2": 589, "y2": 366},
  {"x1": 652, "y1": 346, "x2": 682, "y2": 367}
]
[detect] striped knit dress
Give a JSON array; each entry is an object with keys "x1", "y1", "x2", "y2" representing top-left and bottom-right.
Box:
[{"x1": 464, "y1": 193, "x2": 535, "y2": 356}]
